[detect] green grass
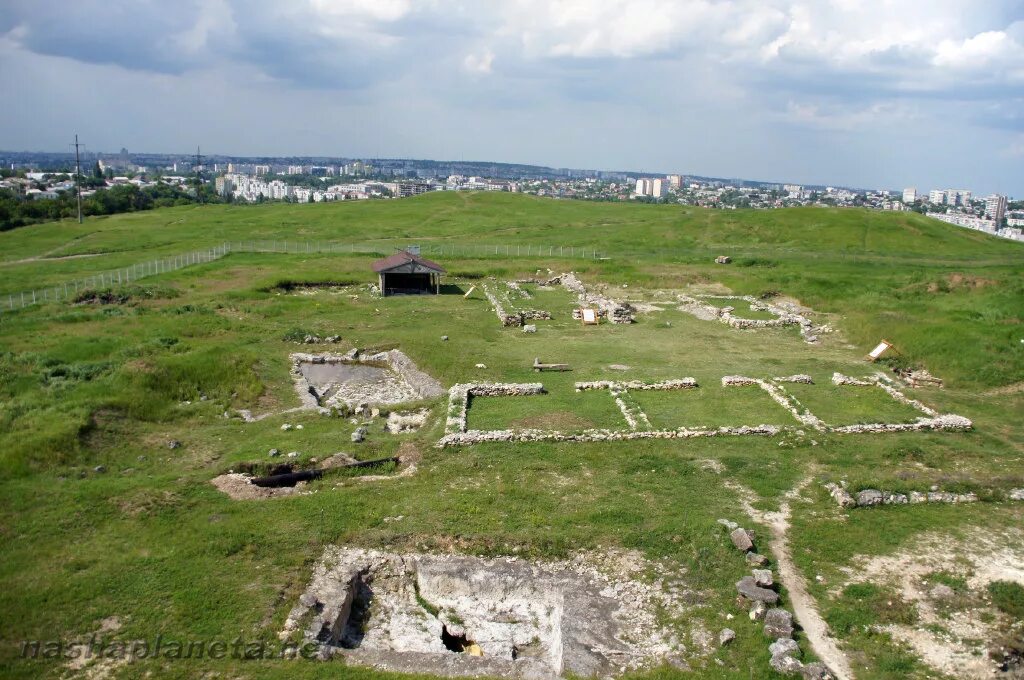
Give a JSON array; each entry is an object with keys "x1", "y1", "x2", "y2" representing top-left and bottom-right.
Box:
[
  {"x1": 783, "y1": 382, "x2": 929, "y2": 426},
  {"x1": 0, "y1": 193, "x2": 1021, "y2": 680},
  {"x1": 631, "y1": 385, "x2": 797, "y2": 429},
  {"x1": 467, "y1": 390, "x2": 625, "y2": 431},
  {"x1": 988, "y1": 581, "x2": 1024, "y2": 619}
]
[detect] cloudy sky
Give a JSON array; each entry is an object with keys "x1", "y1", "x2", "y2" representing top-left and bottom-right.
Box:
[{"x1": 1, "y1": 0, "x2": 1022, "y2": 194}]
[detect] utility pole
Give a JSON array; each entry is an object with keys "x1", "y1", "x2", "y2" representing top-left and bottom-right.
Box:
[
  {"x1": 194, "y1": 145, "x2": 203, "y2": 203},
  {"x1": 73, "y1": 134, "x2": 83, "y2": 223}
]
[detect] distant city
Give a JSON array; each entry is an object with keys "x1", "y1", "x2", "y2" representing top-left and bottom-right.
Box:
[{"x1": 1, "y1": 148, "x2": 1020, "y2": 242}]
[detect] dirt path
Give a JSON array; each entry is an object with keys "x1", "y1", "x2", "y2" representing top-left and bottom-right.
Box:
[
  {"x1": 726, "y1": 477, "x2": 855, "y2": 680},
  {"x1": 1, "y1": 232, "x2": 101, "y2": 267}
]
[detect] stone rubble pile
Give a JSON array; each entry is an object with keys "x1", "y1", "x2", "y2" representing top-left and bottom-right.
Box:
[
  {"x1": 482, "y1": 281, "x2": 552, "y2": 327},
  {"x1": 559, "y1": 272, "x2": 635, "y2": 323},
  {"x1": 385, "y1": 408, "x2": 430, "y2": 434}
]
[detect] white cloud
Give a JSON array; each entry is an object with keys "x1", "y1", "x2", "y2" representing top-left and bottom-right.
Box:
[{"x1": 463, "y1": 49, "x2": 494, "y2": 74}]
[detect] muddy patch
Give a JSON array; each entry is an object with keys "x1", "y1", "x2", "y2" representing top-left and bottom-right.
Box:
[
  {"x1": 838, "y1": 526, "x2": 1024, "y2": 678},
  {"x1": 280, "y1": 547, "x2": 693, "y2": 678}
]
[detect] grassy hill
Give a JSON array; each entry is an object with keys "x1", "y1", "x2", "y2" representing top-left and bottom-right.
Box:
[{"x1": 0, "y1": 193, "x2": 1022, "y2": 680}]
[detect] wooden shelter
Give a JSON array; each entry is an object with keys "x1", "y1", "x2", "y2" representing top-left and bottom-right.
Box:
[{"x1": 371, "y1": 250, "x2": 446, "y2": 296}]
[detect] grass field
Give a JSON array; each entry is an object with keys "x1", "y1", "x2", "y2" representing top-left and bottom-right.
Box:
[{"x1": 0, "y1": 192, "x2": 1022, "y2": 680}]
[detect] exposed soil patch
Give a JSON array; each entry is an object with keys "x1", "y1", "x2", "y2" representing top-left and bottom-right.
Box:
[
  {"x1": 211, "y1": 472, "x2": 308, "y2": 500},
  {"x1": 838, "y1": 525, "x2": 1024, "y2": 679},
  {"x1": 280, "y1": 547, "x2": 693, "y2": 678},
  {"x1": 927, "y1": 273, "x2": 998, "y2": 293}
]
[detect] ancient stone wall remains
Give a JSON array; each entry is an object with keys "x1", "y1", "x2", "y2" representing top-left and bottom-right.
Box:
[
  {"x1": 678, "y1": 294, "x2": 827, "y2": 343},
  {"x1": 560, "y1": 272, "x2": 635, "y2": 323},
  {"x1": 438, "y1": 373, "x2": 972, "y2": 447},
  {"x1": 825, "y1": 482, "x2": 1024, "y2": 508},
  {"x1": 481, "y1": 281, "x2": 552, "y2": 327}
]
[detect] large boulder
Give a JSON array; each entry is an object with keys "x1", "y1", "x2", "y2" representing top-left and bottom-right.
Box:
[
  {"x1": 763, "y1": 608, "x2": 794, "y2": 638},
  {"x1": 769, "y1": 638, "x2": 803, "y2": 675},
  {"x1": 753, "y1": 569, "x2": 774, "y2": 587},
  {"x1": 736, "y1": 576, "x2": 779, "y2": 604},
  {"x1": 730, "y1": 528, "x2": 755, "y2": 551}
]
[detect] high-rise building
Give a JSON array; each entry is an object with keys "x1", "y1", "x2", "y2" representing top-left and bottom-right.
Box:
[
  {"x1": 902, "y1": 188, "x2": 917, "y2": 203},
  {"x1": 985, "y1": 194, "x2": 1008, "y2": 223},
  {"x1": 667, "y1": 174, "x2": 682, "y2": 189},
  {"x1": 928, "y1": 190, "x2": 946, "y2": 204}
]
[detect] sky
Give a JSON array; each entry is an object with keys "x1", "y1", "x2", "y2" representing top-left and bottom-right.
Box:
[{"x1": 0, "y1": 0, "x2": 1022, "y2": 194}]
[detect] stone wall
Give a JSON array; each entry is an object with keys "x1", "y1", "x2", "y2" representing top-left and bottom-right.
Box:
[
  {"x1": 445, "y1": 382, "x2": 546, "y2": 434},
  {"x1": 678, "y1": 294, "x2": 826, "y2": 344},
  {"x1": 437, "y1": 372, "x2": 972, "y2": 447},
  {"x1": 824, "y1": 482, "x2": 1024, "y2": 508},
  {"x1": 575, "y1": 379, "x2": 698, "y2": 391}
]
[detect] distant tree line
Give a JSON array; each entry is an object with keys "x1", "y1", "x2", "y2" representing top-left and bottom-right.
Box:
[{"x1": 0, "y1": 177, "x2": 223, "y2": 231}]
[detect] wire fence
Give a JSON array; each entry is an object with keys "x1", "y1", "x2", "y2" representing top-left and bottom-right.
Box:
[{"x1": 2, "y1": 240, "x2": 605, "y2": 312}]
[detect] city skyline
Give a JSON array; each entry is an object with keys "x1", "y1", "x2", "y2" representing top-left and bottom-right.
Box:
[{"x1": 1, "y1": 1, "x2": 1022, "y2": 195}]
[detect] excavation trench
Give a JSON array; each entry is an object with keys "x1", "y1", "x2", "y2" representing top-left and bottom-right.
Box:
[{"x1": 281, "y1": 547, "x2": 691, "y2": 678}]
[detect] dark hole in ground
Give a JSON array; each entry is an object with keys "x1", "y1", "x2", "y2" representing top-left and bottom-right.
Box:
[
  {"x1": 441, "y1": 625, "x2": 472, "y2": 653},
  {"x1": 340, "y1": 572, "x2": 374, "y2": 649}
]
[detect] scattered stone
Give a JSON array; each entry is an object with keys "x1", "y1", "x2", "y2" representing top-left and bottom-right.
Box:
[
  {"x1": 730, "y1": 528, "x2": 755, "y2": 551},
  {"x1": 763, "y1": 608, "x2": 794, "y2": 638},
  {"x1": 351, "y1": 426, "x2": 367, "y2": 443},
  {"x1": 167, "y1": 440, "x2": 181, "y2": 449},
  {"x1": 608, "y1": 364, "x2": 631, "y2": 371},
  {"x1": 286, "y1": 451, "x2": 299, "y2": 459},
  {"x1": 1009, "y1": 488, "x2": 1024, "y2": 501},
  {"x1": 736, "y1": 576, "x2": 779, "y2": 604},
  {"x1": 718, "y1": 518, "x2": 739, "y2": 531},
  {"x1": 746, "y1": 552, "x2": 769, "y2": 567},
  {"x1": 749, "y1": 601, "x2": 768, "y2": 621},
  {"x1": 281, "y1": 423, "x2": 293, "y2": 431},
  {"x1": 856, "y1": 489, "x2": 884, "y2": 506},
  {"x1": 523, "y1": 324, "x2": 537, "y2": 333},
  {"x1": 93, "y1": 465, "x2": 107, "y2": 474},
  {"x1": 715, "y1": 255, "x2": 732, "y2": 264},
  {"x1": 441, "y1": 335, "x2": 448, "y2": 341},
  {"x1": 475, "y1": 363, "x2": 487, "y2": 369},
  {"x1": 929, "y1": 583, "x2": 956, "y2": 600},
  {"x1": 753, "y1": 569, "x2": 774, "y2": 588},
  {"x1": 295, "y1": 424, "x2": 304, "y2": 430},
  {"x1": 269, "y1": 448, "x2": 280, "y2": 457},
  {"x1": 719, "y1": 628, "x2": 736, "y2": 646}
]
